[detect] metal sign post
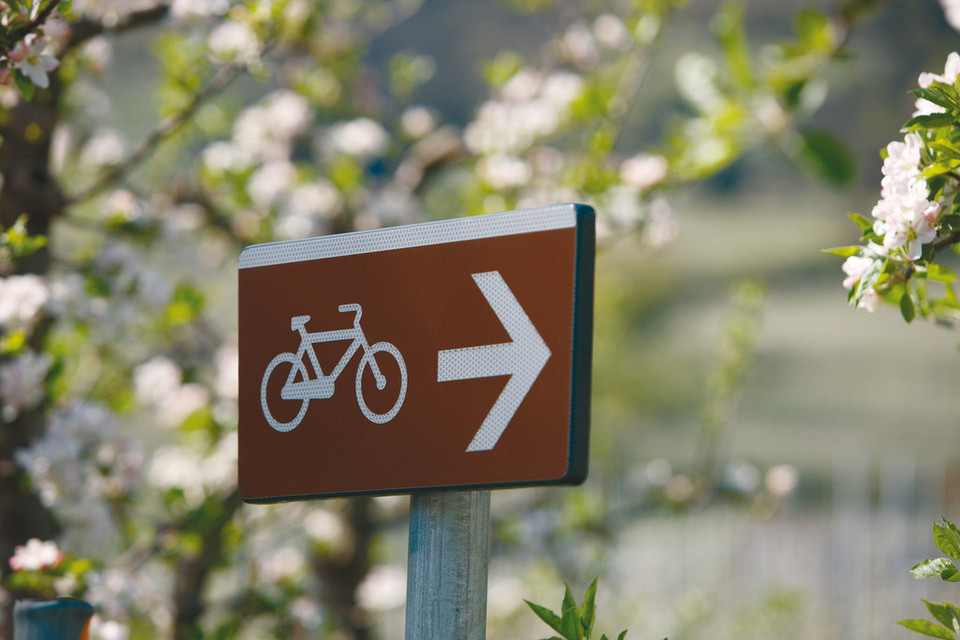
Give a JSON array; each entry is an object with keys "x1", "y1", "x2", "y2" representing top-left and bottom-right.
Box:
[
  {"x1": 405, "y1": 490, "x2": 491, "y2": 640},
  {"x1": 237, "y1": 204, "x2": 596, "y2": 637}
]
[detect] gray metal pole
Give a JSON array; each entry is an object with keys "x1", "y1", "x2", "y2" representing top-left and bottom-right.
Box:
[{"x1": 404, "y1": 490, "x2": 491, "y2": 640}]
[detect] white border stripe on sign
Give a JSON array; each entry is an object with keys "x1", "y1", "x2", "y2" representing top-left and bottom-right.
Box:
[{"x1": 238, "y1": 204, "x2": 578, "y2": 269}]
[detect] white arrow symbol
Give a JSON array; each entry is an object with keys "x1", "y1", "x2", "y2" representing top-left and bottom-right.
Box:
[{"x1": 437, "y1": 271, "x2": 551, "y2": 452}]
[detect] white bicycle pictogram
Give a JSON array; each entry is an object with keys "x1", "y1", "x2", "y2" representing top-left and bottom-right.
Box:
[{"x1": 260, "y1": 304, "x2": 407, "y2": 432}]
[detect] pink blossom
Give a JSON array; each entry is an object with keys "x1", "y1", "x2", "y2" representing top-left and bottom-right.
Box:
[{"x1": 8, "y1": 34, "x2": 58, "y2": 89}]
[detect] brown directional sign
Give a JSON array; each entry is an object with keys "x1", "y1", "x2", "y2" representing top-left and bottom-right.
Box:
[{"x1": 237, "y1": 204, "x2": 594, "y2": 502}]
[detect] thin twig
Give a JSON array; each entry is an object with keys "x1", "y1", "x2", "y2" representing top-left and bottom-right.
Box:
[
  {"x1": 65, "y1": 56, "x2": 255, "y2": 207},
  {"x1": 9, "y1": 0, "x2": 62, "y2": 41},
  {"x1": 934, "y1": 228, "x2": 960, "y2": 253},
  {"x1": 61, "y1": 2, "x2": 170, "y2": 55}
]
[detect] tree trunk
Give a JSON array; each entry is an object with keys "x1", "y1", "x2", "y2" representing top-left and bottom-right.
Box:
[
  {"x1": 0, "y1": 79, "x2": 65, "y2": 640},
  {"x1": 312, "y1": 496, "x2": 376, "y2": 640}
]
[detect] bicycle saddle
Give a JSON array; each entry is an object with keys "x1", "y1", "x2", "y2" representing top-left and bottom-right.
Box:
[{"x1": 290, "y1": 315, "x2": 311, "y2": 330}]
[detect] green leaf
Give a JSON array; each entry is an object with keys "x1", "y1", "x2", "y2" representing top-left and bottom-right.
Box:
[
  {"x1": 927, "y1": 140, "x2": 960, "y2": 160},
  {"x1": 581, "y1": 577, "x2": 598, "y2": 636},
  {"x1": 926, "y1": 264, "x2": 958, "y2": 282},
  {"x1": 712, "y1": 3, "x2": 752, "y2": 89},
  {"x1": 821, "y1": 245, "x2": 862, "y2": 257},
  {"x1": 389, "y1": 51, "x2": 436, "y2": 101},
  {"x1": 561, "y1": 585, "x2": 577, "y2": 618},
  {"x1": 922, "y1": 160, "x2": 960, "y2": 179},
  {"x1": 901, "y1": 290, "x2": 916, "y2": 323},
  {"x1": 896, "y1": 619, "x2": 955, "y2": 640},
  {"x1": 941, "y1": 214, "x2": 960, "y2": 231},
  {"x1": 483, "y1": 50, "x2": 524, "y2": 89},
  {"x1": 559, "y1": 606, "x2": 584, "y2": 640},
  {"x1": 911, "y1": 86, "x2": 959, "y2": 112},
  {"x1": 924, "y1": 601, "x2": 960, "y2": 632},
  {"x1": 934, "y1": 521, "x2": 960, "y2": 561},
  {"x1": 848, "y1": 212, "x2": 874, "y2": 233},
  {"x1": 795, "y1": 8, "x2": 834, "y2": 50},
  {"x1": 853, "y1": 258, "x2": 884, "y2": 308},
  {"x1": 797, "y1": 129, "x2": 855, "y2": 186},
  {"x1": 911, "y1": 557, "x2": 959, "y2": 580},
  {"x1": 525, "y1": 600, "x2": 564, "y2": 634},
  {"x1": 13, "y1": 72, "x2": 35, "y2": 101},
  {"x1": 903, "y1": 113, "x2": 957, "y2": 130}
]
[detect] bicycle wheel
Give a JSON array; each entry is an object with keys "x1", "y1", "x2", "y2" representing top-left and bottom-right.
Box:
[
  {"x1": 355, "y1": 342, "x2": 407, "y2": 424},
  {"x1": 261, "y1": 352, "x2": 310, "y2": 432}
]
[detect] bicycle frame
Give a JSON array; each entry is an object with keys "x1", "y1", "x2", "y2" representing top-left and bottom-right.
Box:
[{"x1": 280, "y1": 306, "x2": 384, "y2": 401}]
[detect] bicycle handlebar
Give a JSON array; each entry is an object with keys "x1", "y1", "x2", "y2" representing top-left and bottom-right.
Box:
[{"x1": 338, "y1": 303, "x2": 362, "y2": 323}]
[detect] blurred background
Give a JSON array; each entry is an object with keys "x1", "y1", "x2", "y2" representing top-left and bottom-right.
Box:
[{"x1": 3, "y1": 0, "x2": 960, "y2": 639}]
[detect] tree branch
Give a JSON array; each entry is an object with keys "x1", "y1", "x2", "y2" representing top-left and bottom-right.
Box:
[
  {"x1": 934, "y1": 228, "x2": 960, "y2": 253},
  {"x1": 9, "y1": 0, "x2": 62, "y2": 41},
  {"x1": 65, "y1": 54, "x2": 253, "y2": 207},
  {"x1": 61, "y1": 1, "x2": 170, "y2": 55}
]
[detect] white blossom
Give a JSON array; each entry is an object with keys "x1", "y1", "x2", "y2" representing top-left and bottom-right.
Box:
[
  {"x1": 89, "y1": 618, "x2": 130, "y2": 640},
  {"x1": 169, "y1": 0, "x2": 229, "y2": 22},
  {"x1": 81, "y1": 129, "x2": 127, "y2": 167},
  {"x1": 202, "y1": 141, "x2": 254, "y2": 174},
  {"x1": 8, "y1": 538, "x2": 62, "y2": 571},
  {"x1": 303, "y1": 508, "x2": 348, "y2": 550},
  {"x1": 619, "y1": 153, "x2": 669, "y2": 191},
  {"x1": 156, "y1": 383, "x2": 211, "y2": 429},
  {"x1": 642, "y1": 197, "x2": 678, "y2": 249},
  {"x1": 357, "y1": 185, "x2": 418, "y2": 228},
  {"x1": 355, "y1": 565, "x2": 407, "y2": 611},
  {"x1": 296, "y1": 180, "x2": 342, "y2": 214},
  {"x1": 942, "y1": 0, "x2": 960, "y2": 32},
  {"x1": 133, "y1": 356, "x2": 182, "y2": 408},
  {"x1": 290, "y1": 597, "x2": 322, "y2": 631},
  {"x1": 14, "y1": 403, "x2": 136, "y2": 554},
  {"x1": 207, "y1": 20, "x2": 260, "y2": 67},
  {"x1": 400, "y1": 106, "x2": 438, "y2": 139},
  {"x1": 104, "y1": 189, "x2": 144, "y2": 223},
  {"x1": 765, "y1": 464, "x2": 799, "y2": 498},
  {"x1": 915, "y1": 51, "x2": 960, "y2": 116},
  {"x1": 464, "y1": 71, "x2": 582, "y2": 156},
  {"x1": 675, "y1": 53, "x2": 724, "y2": 112},
  {"x1": 215, "y1": 339, "x2": 239, "y2": 401},
  {"x1": 8, "y1": 34, "x2": 59, "y2": 89},
  {"x1": 561, "y1": 21, "x2": 600, "y2": 68},
  {"x1": 477, "y1": 154, "x2": 532, "y2": 189},
  {"x1": 600, "y1": 184, "x2": 644, "y2": 237},
  {"x1": 249, "y1": 161, "x2": 297, "y2": 208},
  {"x1": 79, "y1": 36, "x2": 113, "y2": 76},
  {"x1": 842, "y1": 255, "x2": 875, "y2": 290},
  {"x1": 233, "y1": 90, "x2": 311, "y2": 161},
  {"x1": 147, "y1": 431, "x2": 236, "y2": 507},
  {"x1": 842, "y1": 254, "x2": 883, "y2": 313},
  {"x1": 0, "y1": 274, "x2": 49, "y2": 330},
  {"x1": 327, "y1": 118, "x2": 390, "y2": 159},
  {"x1": 256, "y1": 545, "x2": 306, "y2": 582},
  {"x1": 0, "y1": 350, "x2": 52, "y2": 420},
  {"x1": 593, "y1": 14, "x2": 630, "y2": 51},
  {"x1": 871, "y1": 132, "x2": 940, "y2": 259}
]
